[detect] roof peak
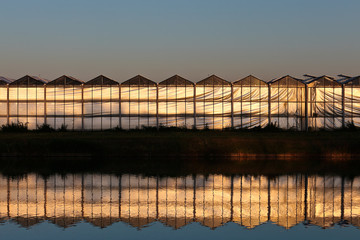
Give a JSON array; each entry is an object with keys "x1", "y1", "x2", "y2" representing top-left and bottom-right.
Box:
[
  {"x1": 159, "y1": 75, "x2": 193, "y2": 86},
  {"x1": 122, "y1": 75, "x2": 156, "y2": 86},
  {"x1": 197, "y1": 75, "x2": 230, "y2": 85}
]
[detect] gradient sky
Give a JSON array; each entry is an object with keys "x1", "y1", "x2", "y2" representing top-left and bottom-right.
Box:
[{"x1": 0, "y1": 0, "x2": 359, "y2": 82}]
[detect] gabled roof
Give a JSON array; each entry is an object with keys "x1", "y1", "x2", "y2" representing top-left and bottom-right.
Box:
[
  {"x1": 336, "y1": 75, "x2": 351, "y2": 84},
  {"x1": 270, "y1": 75, "x2": 305, "y2": 87},
  {"x1": 159, "y1": 218, "x2": 190, "y2": 230},
  {"x1": 85, "y1": 75, "x2": 119, "y2": 86},
  {"x1": 13, "y1": 216, "x2": 44, "y2": 228},
  {"x1": 48, "y1": 217, "x2": 82, "y2": 228},
  {"x1": 120, "y1": 217, "x2": 156, "y2": 229},
  {"x1": 10, "y1": 75, "x2": 48, "y2": 86},
  {"x1": 233, "y1": 75, "x2": 267, "y2": 86},
  {"x1": 197, "y1": 75, "x2": 230, "y2": 86},
  {"x1": 159, "y1": 75, "x2": 194, "y2": 86},
  {"x1": 305, "y1": 75, "x2": 341, "y2": 87},
  {"x1": 47, "y1": 75, "x2": 83, "y2": 85},
  {"x1": 0, "y1": 76, "x2": 13, "y2": 85},
  {"x1": 121, "y1": 75, "x2": 156, "y2": 86},
  {"x1": 85, "y1": 217, "x2": 118, "y2": 228},
  {"x1": 341, "y1": 75, "x2": 360, "y2": 85}
]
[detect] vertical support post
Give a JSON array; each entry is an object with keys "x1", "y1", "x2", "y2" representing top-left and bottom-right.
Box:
[
  {"x1": 231, "y1": 83, "x2": 234, "y2": 129},
  {"x1": 267, "y1": 177, "x2": 271, "y2": 221},
  {"x1": 63, "y1": 83, "x2": 66, "y2": 128},
  {"x1": 340, "y1": 176, "x2": 345, "y2": 224},
  {"x1": 7, "y1": 177, "x2": 10, "y2": 218},
  {"x1": 305, "y1": 85, "x2": 309, "y2": 131},
  {"x1": 193, "y1": 174, "x2": 196, "y2": 221},
  {"x1": 193, "y1": 83, "x2": 197, "y2": 129},
  {"x1": 44, "y1": 177, "x2": 47, "y2": 218},
  {"x1": 44, "y1": 84, "x2": 47, "y2": 125},
  {"x1": 100, "y1": 83, "x2": 103, "y2": 131},
  {"x1": 81, "y1": 84, "x2": 84, "y2": 131},
  {"x1": 156, "y1": 83, "x2": 159, "y2": 130},
  {"x1": 6, "y1": 84, "x2": 9, "y2": 125},
  {"x1": 240, "y1": 83, "x2": 243, "y2": 128},
  {"x1": 119, "y1": 84, "x2": 122, "y2": 129},
  {"x1": 304, "y1": 174, "x2": 308, "y2": 223},
  {"x1": 230, "y1": 175, "x2": 234, "y2": 221},
  {"x1": 342, "y1": 84, "x2": 345, "y2": 128},
  {"x1": 81, "y1": 174, "x2": 84, "y2": 218},
  {"x1": 268, "y1": 83, "x2": 271, "y2": 125}
]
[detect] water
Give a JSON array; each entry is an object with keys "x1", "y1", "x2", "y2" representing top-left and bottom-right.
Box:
[{"x1": 0, "y1": 173, "x2": 359, "y2": 239}]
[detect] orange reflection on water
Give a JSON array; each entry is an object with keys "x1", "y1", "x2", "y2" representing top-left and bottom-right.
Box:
[{"x1": 0, "y1": 174, "x2": 359, "y2": 229}]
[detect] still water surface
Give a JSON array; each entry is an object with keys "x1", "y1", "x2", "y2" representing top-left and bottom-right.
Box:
[{"x1": 0, "y1": 173, "x2": 359, "y2": 239}]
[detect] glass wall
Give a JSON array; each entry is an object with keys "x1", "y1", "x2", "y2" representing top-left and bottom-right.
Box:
[
  {"x1": 9, "y1": 76, "x2": 46, "y2": 130},
  {"x1": 307, "y1": 76, "x2": 342, "y2": 130},
  {"x1": 84, "y1": 76, "x2": 119, "y2": 130},
  {"x1": 46, "y1": 76, "x2": 83, "y2": 130},
  {"x1": 195, "y1": 75, "x2": 232, "y2": 129},
  {"x1": 233, "y1": 75, "x2": 269, "y2": 129},
  {"x1": 0, "y1": 80, "x2": 8, "y2": 126},
  {"x1": 270, "y1": 76, "x2": 306, "y2": 130},
  {"x1": 344, "y1": 76, "x2": 360, "y2": 127},
  {"x1": 120, "y1": 75, "x2": 157, "y2": 129},
  {"x1": 158, "y1": 75, "x2": 194, "y2": 128}
]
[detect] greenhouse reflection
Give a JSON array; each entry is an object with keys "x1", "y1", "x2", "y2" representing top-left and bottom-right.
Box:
[{"x1": 0, "y1": 174, "x2": 359, "y2": 229}]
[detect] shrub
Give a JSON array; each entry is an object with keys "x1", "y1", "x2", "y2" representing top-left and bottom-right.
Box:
[
  {"x1": 36, "y1": 123, "x2": 55, "y2": 132},
  {"x1": 58, "y1": 124, "x2": 68, "y2": 132},
  {"x1": 111, "y1": 126, "x2": 124, "y2": 131},
  {"x1": 345, "y1": 121, "x2": 358, "y2": 131},
  {"x1": 262, "y1": 122, "x2": 282, "y2": 131},
  {"x1": 1, "y1": 122, "x2": 29, "y2": 132}
]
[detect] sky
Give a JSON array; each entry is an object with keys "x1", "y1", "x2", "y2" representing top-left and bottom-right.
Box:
[{"x1": 0, "y1": 0, "x2": 359, "y2": 82}]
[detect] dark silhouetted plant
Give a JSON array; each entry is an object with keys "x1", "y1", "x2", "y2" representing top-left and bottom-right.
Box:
[
  {"x1": 1, "y1": 122, "x2": 28, "y2": 132},
  {"x1": 36, "y1": 123, "x2": 55, "y2": 132},
  {"x1": 58, "y1": 124, "x2": 68, "y2": 132}
]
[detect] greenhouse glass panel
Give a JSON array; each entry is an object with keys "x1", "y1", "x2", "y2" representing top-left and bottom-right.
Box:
[
  {"x1": 8, "y1": 76, "x2": 47, "y2": 129},
  {"x1": 196, "y1": 75, "x2": 232, "y2": 129},
  {"x1": 46, "y1": 76, "x2": 83, "y2": 130},
  {"x1": 158, "y1": 75, "x2": 194, "y2": 128},
  {"x1": 343, "y1": 76, "x2": 360, "y2": 127},
  {"x1": 233, "y1": 75, "x2": 269, "y2": 129},
  {"x1": 121, "y1": 75, "x2": 157, "y2": 129},
  {"x1": 307, "y1": 76, "x2": 342, "y2": 130},
  {"x1": 83, "y1": 79, "x2": 120, "y2": 130},
  {"x1": 270, "y1": 76, "x2": 306, "y2": 130}
]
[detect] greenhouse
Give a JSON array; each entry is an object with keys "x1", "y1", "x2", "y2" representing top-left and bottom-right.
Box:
[
  {"x1": 8, "y1": 75, "x2": 48, "y2": 130},
  {"x1": 342, "y1": 75, "x2": 360, "y2": 127},
  {"x1": 120, "y1": 75, "x2": 157, "y2": 130},
  {"x1": 46, "y1": 75, "x2": 83, "y2": 130},
  {"x1": 0, "y1": 74, "x2": 358, "y2": 130},
  {"x1": 306, "y1": 75, "x2": 343, "y2": 130},
  {"x1": 0, "y1": 77, "x2": 13, "y2": 126},
  {"x1": 195, "y1": 75, "x2": 232, "y2": 129},
  {"x1": 158, "y1": 75, "x2": 194, "y2": 128},
  {"x1": 270, "y1": 75, "x2": 306, "y2": 130},
  {"x1": 84, "y1": 75, "x2": 119, "y2": 130},
  {"x1": 233, "y1": 75, "x2": 269, "y2": 129}
]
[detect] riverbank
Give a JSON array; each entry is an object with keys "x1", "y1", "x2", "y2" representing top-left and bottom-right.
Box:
[
  {"x1": 0, "y1": 131, "x2": 359, "y2": 175},
  {"x1": 0, "y1": 130, "x2": 359, "y2": 157}
]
